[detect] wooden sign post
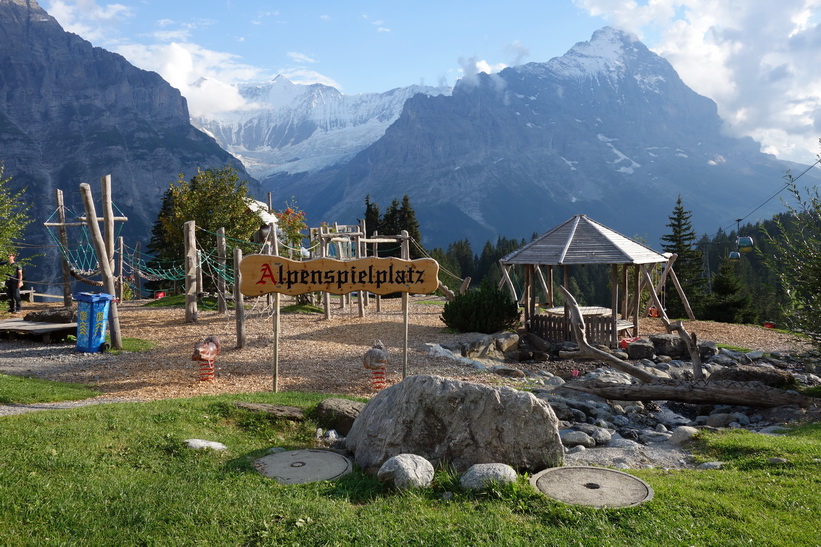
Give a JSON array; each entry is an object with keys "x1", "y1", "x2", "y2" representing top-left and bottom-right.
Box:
[{"x1": 239, "y1": 255, "x2": 440, "y2": 391}]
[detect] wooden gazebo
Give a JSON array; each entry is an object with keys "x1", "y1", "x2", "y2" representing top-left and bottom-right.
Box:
[{"x1": 499, "y1": 214, "x2": 694, "y2": 348}]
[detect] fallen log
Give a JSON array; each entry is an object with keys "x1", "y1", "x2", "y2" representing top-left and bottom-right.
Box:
[
  {"x1": 564, "y1": 379, "x2": 818, "y2": 409},
  {"x1": 234, "y1": 402, "x2": 305, "y2": 420}
]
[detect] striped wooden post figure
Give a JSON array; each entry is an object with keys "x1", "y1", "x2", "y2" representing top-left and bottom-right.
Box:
[
  {"x1": 192, "y1": 335, "x2": 221, "y2": 381},
  {"x1": 363, "y1": 339, "x2": 388, "y2": 390}
]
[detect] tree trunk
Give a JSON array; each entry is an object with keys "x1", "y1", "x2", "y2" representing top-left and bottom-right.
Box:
[
  {"x1": 564, "y1": 379, "x2": 817, "y2": 409},
  {"x1": 558, "y1": 285, "x2": 658, "y2": 383}
]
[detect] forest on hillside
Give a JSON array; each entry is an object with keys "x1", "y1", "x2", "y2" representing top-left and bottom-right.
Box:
[{"x1": 422, "y1": 191, "x2": 818, "y2": 334}]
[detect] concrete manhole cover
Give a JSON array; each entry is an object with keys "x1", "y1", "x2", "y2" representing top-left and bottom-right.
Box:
[
  {"x1": 530, "y1": 466, "x2": 654, "y2": 508},
  {"x1": 255, "y1": 449, "x2": 353, "y2": 485}
]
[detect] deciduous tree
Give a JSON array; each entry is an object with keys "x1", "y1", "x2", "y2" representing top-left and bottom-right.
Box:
[
  {"x1": 0, "y1": 163, "x2": 32, "y2": 275},
  {"x1": 148, "y1": 166, "x2": 260, "y2": 263},
  {"x1": 761, "y1": 172, "x2": 821, "y2": 351}
]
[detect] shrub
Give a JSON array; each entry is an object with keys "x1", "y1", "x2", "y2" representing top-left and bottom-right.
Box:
[{"x1": 440, "y1": 285, "x2": 520, "y2": 334}]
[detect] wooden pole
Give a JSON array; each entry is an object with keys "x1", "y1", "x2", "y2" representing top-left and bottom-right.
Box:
[
  {"x1": 234, "y1": 247, "x2": 245, "y2": 348},
  {"x1": 101, "y1": 175, "x2": 115, "y2": 272},
  {"x1": 184, "y1": 220, "x2": 197, "y2": 323},
  {"x1": 401, "y1": 230, "x2": 410, "y2": 378},
  {"x1": 359, "y1": 218, "x2": 369, "y2": 309},
  {"x1": 79, "y1": 183, "x2": 122, "y2": 350},
  {"x1": 632, "y1": 265, "x2": 640, "y2": 337},
  {"x1": 272, "y1": 223, "x2": 280, "y2": 392},
  {"x1": 117, "y1": 236, "x2": 124, "y2": 302},
  {"x1": 134, "y1": 241, "x2": 141, "y2": 299},
  {"x1": 610, "y1": 264, "x2": 619, "y2": 348},
  {"x1": 55, "y1": 189, "x2": 73, "y2": 307},
  {"x1": 321, "y1": 226, "x2": 331, "y2": 320},
  {"x1": 216, "y1": 227, "x2": 227, "y2": 314}
]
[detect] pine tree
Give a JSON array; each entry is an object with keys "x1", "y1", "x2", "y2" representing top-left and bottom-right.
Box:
[
  {"x1": 398, "y1": 195, "x2": 423, "y2": 258},
  {"x1": 362, "y1": 195, "x2": 424, "y2": 258},
  {"x1": 363, "y1": 195, "x2": 380, "y2": 237},
  {"x1": 660, "y1": 195, "x2": 705, "y2": 318},
  {"x1": 702, "y1": 257, "x2": 756, "y2": 323}
]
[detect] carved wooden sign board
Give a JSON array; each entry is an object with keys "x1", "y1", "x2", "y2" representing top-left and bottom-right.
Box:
[{"x1": 239, "y1": 255, "x2": 440, "y2": 297}]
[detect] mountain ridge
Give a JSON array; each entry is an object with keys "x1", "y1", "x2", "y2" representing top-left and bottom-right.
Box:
[
  {"x1": 255, "y1": 27, "x2": 814, "y2": 249},
  {"x1": 0, "y1": 0, "x2": 255, "y2": 287}
]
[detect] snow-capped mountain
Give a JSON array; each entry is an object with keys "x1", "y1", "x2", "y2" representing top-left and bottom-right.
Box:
[
  {"x1": 192, "y1": 76, "x2": 451, "y2": 179},
  {"x1": 260, "y1": 27, "x2": 819, "y2": 249}
]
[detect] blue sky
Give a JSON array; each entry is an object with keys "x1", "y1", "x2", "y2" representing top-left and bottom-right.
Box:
[{"x1": 45, "y1": 0, "x2": 821, "y2": 165}]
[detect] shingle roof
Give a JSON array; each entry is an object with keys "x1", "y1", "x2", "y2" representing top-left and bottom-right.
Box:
[{"x1": 500, "y1": 214, "x2": 668, "y2": 266}]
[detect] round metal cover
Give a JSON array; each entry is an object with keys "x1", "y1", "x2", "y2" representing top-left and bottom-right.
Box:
[
  {"x1": 254, "y1": 449, "x2": 353, "y2": 485},
  {"x1": 530, "y1": 466, "x2": 654, "y2": 508}
]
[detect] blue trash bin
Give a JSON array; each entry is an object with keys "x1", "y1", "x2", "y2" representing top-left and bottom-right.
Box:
[{"x1": 74, "y1": 292, "x2": 115, "y2": 353}]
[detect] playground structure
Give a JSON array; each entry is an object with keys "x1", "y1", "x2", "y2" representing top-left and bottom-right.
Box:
[
  {"x1": 43, "y1": 176, "x2": 124, "y2": 349},
  {"x1": 43, "y1": 180, "x2": 446, "y2": 390}
]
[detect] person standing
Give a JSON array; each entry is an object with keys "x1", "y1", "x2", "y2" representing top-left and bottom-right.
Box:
[{"x1": 5, "y1": 253, "x2": 22, "y2": 313}]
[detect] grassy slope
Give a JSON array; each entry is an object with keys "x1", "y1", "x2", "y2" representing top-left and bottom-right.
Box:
[{"x1": 0, "y1": 391, "x2": 818, "y2": 546}]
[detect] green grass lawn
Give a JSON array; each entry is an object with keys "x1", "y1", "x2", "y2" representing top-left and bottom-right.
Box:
[
  {"x1": 0, "y1": 374, "x2": 100, "y2": 404},
  {"x1": 0, "y1": 385, "x2": 819, "y2": 545}
]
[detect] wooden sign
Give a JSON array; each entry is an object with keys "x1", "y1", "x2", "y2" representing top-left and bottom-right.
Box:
[{"x1": 239, "y1": 255, "x2": 440, "y2": 297}]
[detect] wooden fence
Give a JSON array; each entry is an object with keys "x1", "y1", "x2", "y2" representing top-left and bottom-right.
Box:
[{"x1": 530, "y1": 314, "x2": 635, "y2": 348}]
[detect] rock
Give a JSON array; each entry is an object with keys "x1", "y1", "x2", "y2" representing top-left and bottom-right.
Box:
[
  {"x1": 443, "y1": 333, "x2": 500, "y2": 360},
  {"x1": 649, "y1": 334, "x2": 686, "y2": 358},
  {"x1": 346, "y1": 375, "x2": 564, "y2": 472},
  {"x1": 698, "y1": 461, "x2": 725, "y2": 470},
  {"x1": 377, "y1": 454, "x2": 434, "y2": 490},
  {"x1": 639, "y1": 431, "x2": 672, "y2": 443},
  {"x1": 709, "y1": 364, "x2": 796, "y2": 388},
  {"x1": 494, "y1": 333, "x2": 520, "y2": 353},
  {"x1": 627, "y1": 339, "x2": 655, "y2": 360},
  {"x1": 185, "y1": 439, "x2": 228, "y2": 451},
  {"x1": 561, "y1": 431, "x2": 596, "y2": 448},
  {"x1": 669, "y1": 426, "x2": 699, "y2": 445},
  {"x1": 234, "y1": 402, "x2": 305, "y2": 421},
  {"x1": 315, "y1": 398, "x2": 365, "y2": 435},
  {"x1": 573, "y1": 423, "x2": 612, "y2": 445},
  {"x1": 708, "y1": 354, "x2": 739, "y2": 367},
  {"x1": 491, "y1": 365, "x2": 525, "y2": 378},
  {"x1": 543, "y1": 375, "x2": 565, "y2": 387},
  {"x1": 706, "y1": 413, "x2": 735, "y2": 428},
  {"x1": 459, "y1": 463, "x2": 518, "y2": 491},
  {"x1": 699, "y1": 341, "x2": 719, "y2": 360}
]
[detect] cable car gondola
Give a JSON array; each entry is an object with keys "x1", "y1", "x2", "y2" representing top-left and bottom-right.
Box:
[{"x1": 737, "y1": 236, "x2": 754, "y2": 253}]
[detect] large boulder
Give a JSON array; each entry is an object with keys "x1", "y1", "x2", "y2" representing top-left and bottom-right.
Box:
[
  {"x1": 346, "y1": 375, "x2": 564, "y2": 473},
  {"x1": 649, "y1": 334, "x2": 686, "y2": 358}
]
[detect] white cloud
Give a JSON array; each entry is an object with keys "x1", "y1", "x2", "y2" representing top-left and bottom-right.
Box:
[
  {"x1": 115, "y1": 42, "x2": 264, "y2": 116},
  {"x1": 458, "y1": 57, "x2": 507, "y2": 77},
  {"x1": 574, "y1": 0, "x2": 821, "y2": 163},
  {"x1": 46, "y1": 0, "x2": 134, "y2": 42},
  {"x1": 287, "y1": 52, "x2": 317, "y2": 64},
  {"x1": 278, "y1": 68, "x2": 342, "y2": 90}
]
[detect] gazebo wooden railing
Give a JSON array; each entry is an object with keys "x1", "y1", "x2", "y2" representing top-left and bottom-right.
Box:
[{"x1": 530, "y1": 314, "x2": 635, "y2": 348}]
